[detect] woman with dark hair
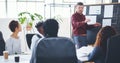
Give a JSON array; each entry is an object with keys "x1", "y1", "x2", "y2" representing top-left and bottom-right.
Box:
[
  {"x1": 88, "y1": 26, "x2": 116, "y2": 63},
  {"x1": 6, "y1": 20, "x2": 22, "y2": 54}
]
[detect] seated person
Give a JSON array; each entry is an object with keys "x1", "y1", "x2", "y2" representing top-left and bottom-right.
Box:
[
  {"x1": 88, "y1": 26, "x2": 116, "y2": 63},
  {"x1": 30, "y1": 19, "x2": 79, "y2": 63},
  {"x1": 6, "y1": 20, "x2": 22, "y2": 55},
  {"x1": 0, "y1": 31, "x2": 5, "y2": 55},
  {"x1": 30, "y1": 19, "x2": 59, "y2": 63},
  {"x1": 31, "y1": 21, "x2": 44, "y2": 51}
]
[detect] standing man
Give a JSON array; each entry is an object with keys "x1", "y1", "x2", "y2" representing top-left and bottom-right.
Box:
[{"x1": 71, "y1": 2, "x2": 101, "y2": 49}]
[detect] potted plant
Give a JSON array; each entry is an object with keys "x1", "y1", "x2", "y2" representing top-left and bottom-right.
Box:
[{"x1": 18, "y1": 12, "x2": 43, "y2": 31}]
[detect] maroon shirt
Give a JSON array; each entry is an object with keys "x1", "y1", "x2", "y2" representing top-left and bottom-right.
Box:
[{"x1": 71, "y1": 12, "x2": 95, "y2": 36}]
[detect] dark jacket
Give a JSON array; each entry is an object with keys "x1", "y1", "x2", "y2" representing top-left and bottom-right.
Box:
[
  {"x1": 0, "y1": 31, "x2": 5, "y2": 55},
  {"x1": 88, "y1": 46, "x2": 105, "y2": 63}
]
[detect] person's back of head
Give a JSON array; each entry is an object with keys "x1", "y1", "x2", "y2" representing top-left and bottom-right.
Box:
[
  {"x1": 96, "y1": 26, "x2": 116, "y2": 44},
  {"x1": 35, "y1": 21, "x2": 44, "y2": 35},
  {"x1": 94, "y1": 26, "x2": 116, "y2": 54},
  {"x1": 43, "y1": 19, "x2": 59, "y2": 37}
]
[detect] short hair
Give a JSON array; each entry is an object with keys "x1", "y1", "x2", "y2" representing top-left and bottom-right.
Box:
[
  {"x1": 9, "y1": 20, "x2": 19, "y2": 32},
  {"x1": 76, "y1": 2, "x2": 84, "y2": 6},
  {"x1": 43, "y1": 19, "x2": 59, "y2": 37},
  {"x1": 75, "y1": 2, "x2": 84, "y2": 9},
  {"x1": 35, "y1": 21, "x2": 44, "y2": 30}
]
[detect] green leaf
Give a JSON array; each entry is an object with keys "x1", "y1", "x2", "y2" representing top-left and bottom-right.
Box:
[
  {"x1": 18, "y1": 17, "x2": 26, "y2": 24},
  {"x1": 29, "y1": 22, "x2": 33, "y2": 27},
  {"x1": 30, "y1": 14, "x2": 35, "y2": 21},
  {"x1": 34, "y1": 13, "x2": 43, "y2": 20}
]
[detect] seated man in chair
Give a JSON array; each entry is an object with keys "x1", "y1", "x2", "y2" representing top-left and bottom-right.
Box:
[{"x1": 30, "y1": 19, "x2": 80, "y2": 63}]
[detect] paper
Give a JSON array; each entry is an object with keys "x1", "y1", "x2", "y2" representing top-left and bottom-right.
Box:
[
  {"x1": 86, "y1": 16, "x2": 96, "y2": 25},
  {"x1": 89, "y1": 6, "x2": 101, "y2": 14},
  {"x1": 104, "y1": 5, "x2": 113, "y2": 17},
  {"x1": 76, "y1": 46, "x2": 94, "y2": 62},
  {"x1": 102, "y1": 19, "x2": 112, "y2": 27}
]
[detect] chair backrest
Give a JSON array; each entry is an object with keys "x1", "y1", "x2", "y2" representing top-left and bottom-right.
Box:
[
  {"x1": 87, "y1": 27, "x2": 100, "y2": 44},
  {"x1": 105, "y1": 34, "x2": 120, "y2": 63},
  {"x1": 36, "y1": 37, "x2": 78, "y2": 63},
  {"x1": 26, "y1": 34, "x2": 36, "y2": 49},
  {"x1": 0, "y1": 31, "x2": 5, "y2": 55}
]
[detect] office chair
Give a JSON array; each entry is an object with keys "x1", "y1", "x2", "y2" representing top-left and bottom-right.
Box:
[
  {"x1": 0, "y1": 31, "x2": 5, "y2": 55},
  {"x1": 36, "y1": 37, "x2": 78, "y2": 63},
  {"x1": 87, "y1": 27, "x2": 101, "y2": 44},
  {"x1": 26, "y1": 34, "x2": 36, "y2": 49},
  {"x1": 105, "y1": 34, "x2": 120, "y2": 63}
]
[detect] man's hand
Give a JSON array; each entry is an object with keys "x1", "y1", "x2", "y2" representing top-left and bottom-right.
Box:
[
  {"x1": 94, "y1": 22, "x2": 101, "y2": 27},
  {"x1": 84, "y1": 19, "x2": 91, "y2": 23}
]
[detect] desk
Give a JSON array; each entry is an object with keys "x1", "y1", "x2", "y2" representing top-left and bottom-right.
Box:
[
  {"x1": 0, "y1": 46, "x2": 93, "y2": 63},
  {"x1": 0, "y1": 54, "x2": 31, "y2": 63}
]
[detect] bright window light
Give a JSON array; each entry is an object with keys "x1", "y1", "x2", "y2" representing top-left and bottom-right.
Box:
[
  {"x1": 63, "y1": 0, "x2": 84, "y2": 3},
  {"x1": 0, "y1": 2, "x2": 6, "y2": 18},
  {"x1": 17, "y1": 0, "x2": 44, "y2": 2}
]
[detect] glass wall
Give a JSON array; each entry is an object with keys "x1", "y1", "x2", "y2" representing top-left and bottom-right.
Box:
[
  {"x1": 0, "y1": 0, "x2": 113, "y2": 18},
  {"x1": 48, "y1": 4, "x2": 72, "y2": 38},
  {"x1": 0, "y1": 0, "x2": 6, "y2": 18},
  {"x1": 0, "y1": 0, "x2": 45, "y2": 18}
]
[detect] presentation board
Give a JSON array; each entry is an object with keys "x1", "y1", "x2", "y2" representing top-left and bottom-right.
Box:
[{"x1": 85, "y1": 3, "x2": 120, "y2": 33}]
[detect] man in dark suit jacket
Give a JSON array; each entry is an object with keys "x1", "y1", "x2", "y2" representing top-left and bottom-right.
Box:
[{"x1": 0, "y1": 31, "x2": 5, "y2": 55}]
